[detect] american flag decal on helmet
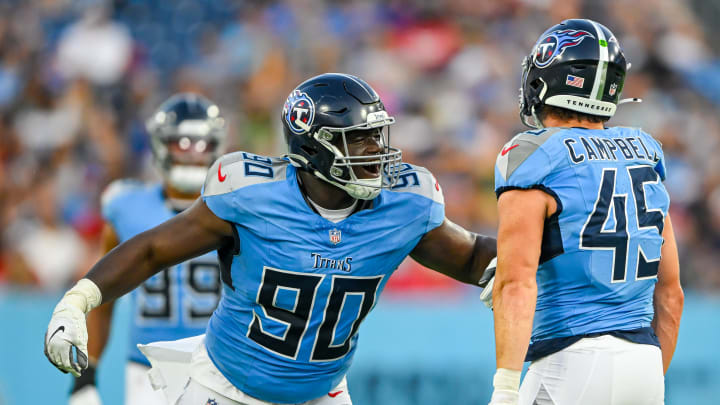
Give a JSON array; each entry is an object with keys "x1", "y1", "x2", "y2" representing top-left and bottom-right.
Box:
[{"x1": 566, "y1": 74, "x2": 585, "y2": 88}]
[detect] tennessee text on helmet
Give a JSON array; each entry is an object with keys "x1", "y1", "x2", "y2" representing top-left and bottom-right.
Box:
[
  {"x1": 146, "y1": 93, "x2": 227, "y2": 193},
  {"x1": 282, "y1": 73, "x2": 402, "y2": 200},
  {"x1": 519, "y1": 19, "x2": 640, "y2": 128}
]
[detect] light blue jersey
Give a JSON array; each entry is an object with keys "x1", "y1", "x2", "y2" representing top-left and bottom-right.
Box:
[
  {"x1": 201, "y1": 152, "x2": 444, "y2": 403},
  {"x1": 495, "y1": 127, "x2": 670, "y2": 360},
  {"x1": 101, "y1": 181, "x2": 221, "y2": 365}
]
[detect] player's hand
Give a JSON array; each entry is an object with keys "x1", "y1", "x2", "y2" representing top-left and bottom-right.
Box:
[
  {"x1": 69, "y1": 362, "x2": 101, "y2": 405},
  {"x1": 479, "y1": 257, "x2": 496, "y2": 309},
  {"x1": 44, "y1": 300, "x2": 90, "y2": 377}
]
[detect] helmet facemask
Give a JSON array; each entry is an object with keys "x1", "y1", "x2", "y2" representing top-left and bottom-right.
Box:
[
  {"x1": 519, "y1": 55, "x2": 547, "y2": 129},
  {"x1": 148, "y1": 106, "x2": 227, "y2": 194},
  {"x1": 290, "y1": 110, "x2": 402, "y2": 200},
  {"x1": 282, "y1": 73, "x2": 405, "y2": 200}
]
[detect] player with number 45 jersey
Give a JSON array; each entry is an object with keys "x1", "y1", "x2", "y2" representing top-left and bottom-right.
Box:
[
  {"x1": 67, "y1": 93, "x2": 227, "y2": 405},
  {"x1": 489, "y1": 19, "x2": 684, "y2": 405}
]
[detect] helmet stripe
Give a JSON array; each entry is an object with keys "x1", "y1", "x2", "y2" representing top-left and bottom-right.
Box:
[{"x1": 589, "y1": 20, "x2": 609, "y2": 101}]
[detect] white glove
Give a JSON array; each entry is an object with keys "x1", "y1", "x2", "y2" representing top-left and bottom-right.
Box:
[
  {"x1": 488, "y1": 368, "x2": 521, "y2": 405},
  {"x1": 69, "y1": 385, "x2": 102, "y2": 405},
  {"x1": 44, "y1": 279, "x2": 102, "y2": 377},
  {"x1": 479, "y1": 257, "x2": 496, "y2": 309}
]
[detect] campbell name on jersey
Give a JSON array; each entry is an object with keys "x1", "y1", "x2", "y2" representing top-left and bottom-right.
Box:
[
  {"x1": 102, "y1": 181, "x2": 220, "y2": 365},
  {"x1": 495, "y1": 127, "x2": 669, "y2": 358},
  {"x1": 201, "y1": 152, "x2": 444, "y2": 403}
]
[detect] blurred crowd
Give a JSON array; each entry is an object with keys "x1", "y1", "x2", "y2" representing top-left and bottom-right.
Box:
[{"x1": 0, "y1": 0, "x2": 719, "y2": 293}]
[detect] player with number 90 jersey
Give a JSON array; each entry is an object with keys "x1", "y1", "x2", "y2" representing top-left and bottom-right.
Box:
[
  {"x1": 102, "y1": 181, "x2": 221, "y2": 365},
  {"x1": 495, "y1": 126, "x2": 670, "y2": 361},
  {"x1": 201, "y1": 152, "x2": 444, "y2": 403}
]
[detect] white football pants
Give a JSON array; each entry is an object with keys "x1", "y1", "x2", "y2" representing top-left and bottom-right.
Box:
[
  {"x1": 125, "y1": 362, "x2": 167, "y2": 404},
  {"x1": 519, "y1": 335, "x2": 664, "y2": 405},
  {"x1": 176, "y1": 377, "x2": 352, "y2": 405},
  {"x1": 138, "y1": 334, "x2": 352, "y2": 405}
]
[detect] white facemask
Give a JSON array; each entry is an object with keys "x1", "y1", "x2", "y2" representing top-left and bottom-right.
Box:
[
  {"x1": 167, "y1": 165, "x2": 208, "y2": 193},
  {"x1": 342, "y1": 177, "x2": 382, "y2": 200}
]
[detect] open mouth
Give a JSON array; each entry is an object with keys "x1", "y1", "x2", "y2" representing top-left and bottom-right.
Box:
[{"x1": 361, "y1": 163, "x2": 380, "y2": 176}]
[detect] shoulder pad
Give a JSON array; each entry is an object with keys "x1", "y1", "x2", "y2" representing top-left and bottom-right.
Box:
[
  {"x1": 389, "y1": 163, "x2": 444, "y2": 205},
  {"x1": 204, "y1": 152, "x2": 288, "y2": 197},
  {"x1": 101, "y1": 179, "x2": 144, "y2": 209},
  {"x1": 496, "y1": 127, "x2": 563, "y2": 181}
]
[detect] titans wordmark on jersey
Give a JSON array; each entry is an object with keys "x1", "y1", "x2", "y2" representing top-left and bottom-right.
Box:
[
  {"x1": 101, "y1": 181, "x2": 221, "y2": 365},
  {"x1": 495, "y1": 126, "x2": 669, "y2": 361},
  {"x1": 201, "y1": 152, "x2": 444, "y2": 403}
]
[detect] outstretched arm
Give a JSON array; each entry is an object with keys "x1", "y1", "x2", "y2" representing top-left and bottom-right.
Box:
[
  {"x1": 409, "y1": 218, "x2": 496, "y2": 286},
  {"x1": 45, "y1": 199, "x2": 233, "y2": 376},
  {"x1": 651, "y1": 215, "x2": 684, "y2": 374},
  {"x1": 87, "y1": 198, "x2": 233, "y2": 302}
]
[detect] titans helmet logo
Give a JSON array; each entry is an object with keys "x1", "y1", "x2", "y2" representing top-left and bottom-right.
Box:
[
  {"x1": 533, "y1": 29, "x2": 595, "y2": 68},
  {"x1": 283, "y1": 90, "x2": 315, "y2": 134}
]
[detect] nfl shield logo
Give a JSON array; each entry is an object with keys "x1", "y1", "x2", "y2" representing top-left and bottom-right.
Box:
[
  {"x1": 329, "y1": 229, "x2": 342, "y2": 245},
  {"x1": 609, "y1": 83, "x2": 618, "y2": 96}
]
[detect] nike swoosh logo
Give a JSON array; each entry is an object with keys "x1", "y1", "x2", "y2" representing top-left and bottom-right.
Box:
[
  {"x1": 501, "y1": 144, "x2": 519, "y2": 156},
  {"x1": 328, "y1": 390, "x2": 343, "y2": 398},
  {"x1": 218, "y1": 162, "x2": 227, "y2": 182},
  {"x1": 49, "y1": 326, "x2": 65, "y2": 341}
]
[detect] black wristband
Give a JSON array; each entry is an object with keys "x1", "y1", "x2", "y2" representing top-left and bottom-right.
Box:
[{"x1": 70, "y1": 363, "x2": 97, "y2": 393}]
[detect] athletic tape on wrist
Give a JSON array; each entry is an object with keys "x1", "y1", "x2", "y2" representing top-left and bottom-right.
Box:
[
  {"x1": 493, "y1": 368, "x2": 521, "y2": 391},
  {"x1": 62, "y1": 279, "x2": 103, "y2": 314}
]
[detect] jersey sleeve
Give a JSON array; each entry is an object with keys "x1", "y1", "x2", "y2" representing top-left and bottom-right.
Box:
[
  {"x1": 494, "y1": 129, "x2": 560, "y2": 197},
  {"x1": 642, "y1": 133, "x2": 667, "y2": 181},
  {"x1": 426, "y1": 173, "x2": 445, "y2": 233},
  {"x1": 202, "y1": 152, "x2": 249, "y2": 224},
  {"x1": 100, "y1": 180, "x2": 140, "y2": 226},
  {"x1": 202, "y1": 151, "x2": 289, "y2": 224},
  {"x1": 421, "y1": 170, "x2": 445, "y2": 233},
  {"x1": 390, "y1": 163, "x2": 445, "y2": 233}
]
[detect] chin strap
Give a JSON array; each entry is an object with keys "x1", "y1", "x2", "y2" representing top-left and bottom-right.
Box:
[{"x1": 313, "y1": 169, "x2": 380, "y2": 200}]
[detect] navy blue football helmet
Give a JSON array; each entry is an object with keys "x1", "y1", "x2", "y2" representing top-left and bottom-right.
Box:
[
  {"x1": 282, "y1": 73, "x2": 402, "y2": 200},
  {"x1": 520, "y1": 19, "x2": 636, "y2": 128},
  {"x1": 146, "y1": 93, "x2": 227, "y2": 193}
]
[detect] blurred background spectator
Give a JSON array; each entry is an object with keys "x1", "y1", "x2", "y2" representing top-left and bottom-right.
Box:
[
  {"x1": 2, "y1": 0, "x2": 718, "y2": 293},
  {"x1": 1, "y1": 1, "x2": 719, "y2": 404},
  {"x1": 0, "y1": 0, "x2": 720, "y2": 405}
]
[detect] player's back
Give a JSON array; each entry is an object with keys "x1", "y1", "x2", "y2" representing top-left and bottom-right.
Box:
[
  {"x1": 495, "y1": 126, "x2": 670, "y2": 359},
  {"x1": 102, "y1": 181, "x2": 221, "y2": 365}
]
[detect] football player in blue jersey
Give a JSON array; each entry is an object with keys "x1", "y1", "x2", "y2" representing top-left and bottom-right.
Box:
[
  {"x1": 67, "y1": 93, "x2": 227, "y2": 405},
  {"x1": 488, "y1": 19, "x2": 684, "y2": 405},
  {"x1": 45, "y1": 73, "x2": 497, "y2": 405}
]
